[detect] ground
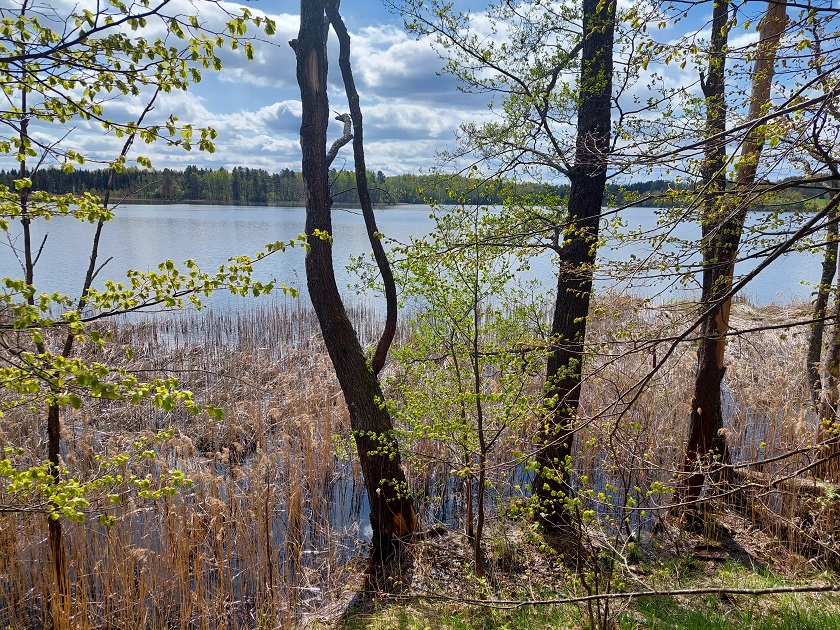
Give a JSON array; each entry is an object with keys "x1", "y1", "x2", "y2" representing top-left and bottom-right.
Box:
[{"x1": 306, "y1": 509, "x2": 840, "y2": 630}]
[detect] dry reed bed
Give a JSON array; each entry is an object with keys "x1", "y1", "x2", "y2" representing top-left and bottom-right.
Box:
[
  {"x1": 0, "y1": 302, "x2": 369, "y2": 628},
  {"x1": 574, "y1": 298, "x2": 815, "y2": 525},
  {"x1": 0, "y1": 297, "x2": 821, "y2": 627}
]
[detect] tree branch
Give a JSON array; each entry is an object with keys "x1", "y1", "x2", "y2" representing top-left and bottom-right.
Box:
[{"x1": 325, "y1": 0, "x2": 398, "y2": 375}]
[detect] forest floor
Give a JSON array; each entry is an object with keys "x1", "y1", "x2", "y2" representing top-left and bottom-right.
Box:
[{"x1": 308, "y1": 508, "x2": 840, "y2": 630}]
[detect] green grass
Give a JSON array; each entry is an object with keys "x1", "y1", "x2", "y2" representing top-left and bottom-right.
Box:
[
  {"x1": 327, "y1": 601, "x2": 579, "y2": 630},
  {"x1": 323, "y1": 562, "x2": 840, "y2": 630},
  {"x1": 622, "y1": 595, "x2": 840, "y2": 630},
  {"x1": 330, "y1": 594, "x2": 840, "y2": 630}
]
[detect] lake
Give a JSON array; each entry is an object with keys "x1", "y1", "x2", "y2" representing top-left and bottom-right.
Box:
[{"x1": 0, "y1": 203, "x2": 823, "y2": 310}]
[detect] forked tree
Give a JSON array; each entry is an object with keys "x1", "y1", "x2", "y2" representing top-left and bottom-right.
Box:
[{"x1": 292, "y1": 0, "x2": 416, "y2": 558}]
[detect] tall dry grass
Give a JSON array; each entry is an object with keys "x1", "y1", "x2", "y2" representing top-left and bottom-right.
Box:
[
  {"x1": 0, "y1": 301, "x2": 371, "y2": 628},
  {"x1": 0, "y1": 296, "x2": 826, "y2": 627}
]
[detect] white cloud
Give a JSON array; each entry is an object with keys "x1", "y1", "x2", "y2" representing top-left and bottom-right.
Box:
[{"x1": 1, "y1": 1, "x2": 492, "y2": 176}]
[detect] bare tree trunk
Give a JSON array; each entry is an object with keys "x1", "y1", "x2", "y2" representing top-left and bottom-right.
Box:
[
  {"x1": 293, "y1": 0, "x2": 415, "y2": 560},
  {"x1": 533, "y1": 0, "x2": 616, "y2": 531},
  {"x1": 15, "y1": 76, "x2": 70, "y2": 629},
  {"x1": 471, "y1": 288, "x2": 487, "y2": 579},
  {"x1": 807, "y1": 214, "x2": 838, "y2": 403},
  {"x1": 815, "y1": 253, "x2": 840, "y2": 478},
  {"x1": 809, "y1": 200, "x2": 840, "y2": 480},
  {"x1": 677, "y1": 0, "x2": 788, "y2": 510},
  {"x1": 802, "y1": 21, "x2": 840, "y2": 479},
  {"x1": 674, "y1": 0, "x2": 732, "y2": 512},
  {"x1": 324, "y1": 1, "x2": 398, "y2": 375}
]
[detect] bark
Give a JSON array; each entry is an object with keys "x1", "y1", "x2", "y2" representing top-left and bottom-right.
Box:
[
  {"x1": 324, "y1": 1, "x2": 397, "y2": 375},
  {"x1": 807, "y1": 214, "x2": 838, "y2": 404},
  {"x1": 814, "y1": 258, "x2": 840, "y2": 479},
  {"x1": 533, "y1": 0, "x2": 616, "y2": 530},
  {"x1": 47, "y1": 404, "x2": 68, "y2": 630},
  {"x1": 15, "y1": 77, "x2": 70, "y2": 629},
  {"x1": 293, "y1": 0, "x2": 415, "y2": 554},
  {"x1": 805, "y1": 22, "x2": 840, "y2": 479},
  {"x1": 677, "y1": 0, "x2": 788, "y2": 509},
  {"x1": 808, "y1": 199, "x2": 840, "y2": 480},
  {"x1": 472, "y1": 293, "x2": 487, "y2": 579}
]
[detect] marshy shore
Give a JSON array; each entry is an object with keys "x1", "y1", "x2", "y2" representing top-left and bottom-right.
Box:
[{"x1": 0, "y1": 296, "x2": 828, "y2": 628}]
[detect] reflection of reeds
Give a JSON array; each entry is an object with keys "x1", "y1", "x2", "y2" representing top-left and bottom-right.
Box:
[{"x1": 0, "y1": 297, "x2": 825, "y2": 626}]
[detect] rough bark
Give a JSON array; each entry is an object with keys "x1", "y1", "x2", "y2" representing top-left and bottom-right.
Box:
[
  {"x1": 814, "y1": 257, "x2": 840, "y2": 479},
  {"x1": 806, "y1": 14, "x2": 840, "y2": 427},
  {"x1": 15, "y1": 79, "x2": 69, "y2": 629},
  {"x1": 533, "y1": 0, "x2": 616, "y2": 530},
  {"x1": 805, "y1": 32, "x2": 840, "y2": 475},
  {"x1": 807, "y1": 214, "x2": 838, "y2": 404},
  {"x1": 293, "y1": 0, "x2": 415, "y2": 555},
  {"x1": 677, "y1": 0, "x2": 788, "y2": 509},
  {"x1": 324, "y1": 1, "x2": 397, "y2": 375}
]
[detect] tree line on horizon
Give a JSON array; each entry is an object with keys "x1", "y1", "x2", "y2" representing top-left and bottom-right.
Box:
[{"x1": 4, "y1": 164, "x2": 818, "y2": 208}]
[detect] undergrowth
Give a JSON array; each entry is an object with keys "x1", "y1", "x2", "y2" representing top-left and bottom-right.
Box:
[{"x1": 318, "y1": 560, "x2": 840, "y2": 630}]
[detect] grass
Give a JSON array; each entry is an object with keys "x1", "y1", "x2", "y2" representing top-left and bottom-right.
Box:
[
  {"x1": 624, "y1": 592, "x2": 840, "y2": 630},
  {"x1": 319, "y1": 561, "x2": 840, "y2": 630},
  {"x1": 313, "y1": 596, "x2": 579, "y2": 630},
  {"x1": 341, "y1": 601, "x2": 840, "y2": 630}
]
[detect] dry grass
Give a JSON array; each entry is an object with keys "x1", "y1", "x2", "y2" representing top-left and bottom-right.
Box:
[
  {"x1": 0, "y1": 296, "x2": 832, "y2": 628},
  {"x1": 0, "y1": 302, "x2": 368, "y2": 628}
]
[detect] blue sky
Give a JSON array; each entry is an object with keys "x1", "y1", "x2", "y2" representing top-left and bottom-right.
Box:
[
  {"x1": 6, "y1": 0, "x2": 497, "y2": 177},
  {"x1": 7, "y1": 0, "x2": 779, "y2": 179}
]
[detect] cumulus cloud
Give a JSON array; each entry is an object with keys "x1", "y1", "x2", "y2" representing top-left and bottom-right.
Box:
[
  {"x1": 151, "y1": 13, "x2": 482, "y2": 173},
  {"x1": 0, "y1": 2, "x2": 547, "y2": 176}
]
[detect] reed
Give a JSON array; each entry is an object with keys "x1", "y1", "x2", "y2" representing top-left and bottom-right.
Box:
[{"x1": 0, "y1": 296, "x2": 824, "y2": 627}]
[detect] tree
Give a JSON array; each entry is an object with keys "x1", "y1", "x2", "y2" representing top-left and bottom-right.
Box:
[
  {"x1": 390, "y1": 200, "x2": 545, "y2": 578},
  {"x1": 675, "y1": 0, "x2": 791, "y2": 511},
  {"x1": 668, "y1": 0, "x2": 734, "y2": 513},
  {"x1": 532, "y1": 0, "x2": 616, "y2": 530},
  {"x1": 396, "y1": 0, "x2": 619, "y2": 531},
  {"x1": 796, "y1": 16, "x2": 840, "y2": 479},
  {"x1": 0, "y1": 2, "x2": 277, "y2": 625},
  {"x1": 292, "y1": 0, "x2": 416, "y2": 566}
]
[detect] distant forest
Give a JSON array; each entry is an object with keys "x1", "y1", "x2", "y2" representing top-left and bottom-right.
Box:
[
  {"x1": 0, "y1": 166, "x2": 691, "y2": 207},
  {"x1": 0, "y1": 166, "x2": 824, "y2": 209}
]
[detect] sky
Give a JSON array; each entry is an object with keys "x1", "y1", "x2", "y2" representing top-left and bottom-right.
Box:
[
  {"x1": 4, "y1": 0, "x2": 499, "y2": 177},
  {"x1": 157, "y1": 0, "x2": 489, "y2": 175},
  {"x1": 5, "y1": 0, "x2": 787, "y2": 180}
]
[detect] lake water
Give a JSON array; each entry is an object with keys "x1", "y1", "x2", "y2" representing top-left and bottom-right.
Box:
[{"x1": 0, "y1": 203, "x2": 823, "y2": 310}]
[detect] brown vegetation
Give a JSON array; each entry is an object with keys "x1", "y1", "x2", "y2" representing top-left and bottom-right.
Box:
[{"x1": 0, "y1": 296, "x2": 833, "y2": 627}]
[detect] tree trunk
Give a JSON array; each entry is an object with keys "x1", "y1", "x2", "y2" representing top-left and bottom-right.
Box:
[
  {"x1": 324, "y1": 1, "x2": 398, "y2": 376},
  {"x1": 16, "y1": 81, "x2": 69, "y2": 630},
  {"x1": 805, "y1": 20, "x2": 840, "y2": 479},
  {"x1": 47, "y1": 404, "x2": 69, "y2": 630},
  {"x1": 814, "y1": 255, "x2": 840, "y2": 479},
  {"x1": 807, "y1": 214, "x2": 838, "y2": 403},
  {"x1": 533, "y1": 0, "x2": 616, "y2": 530},
  {"x1": 677, "y1": 0, "x2": 788, "y2": 509},
  {"x1": 294, "y1": 0, "x2": 415, "y2": 556}
]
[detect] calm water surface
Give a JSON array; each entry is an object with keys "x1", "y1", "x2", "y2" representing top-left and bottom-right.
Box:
[{"x1": 0, "y1": 203, "x2": 822, "y2": 309}]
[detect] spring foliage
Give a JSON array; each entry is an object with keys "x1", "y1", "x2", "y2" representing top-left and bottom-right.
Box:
[{"x1": 0, "y1": 0, "x2": 287, "y2": 523}]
